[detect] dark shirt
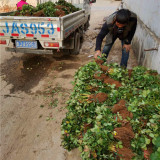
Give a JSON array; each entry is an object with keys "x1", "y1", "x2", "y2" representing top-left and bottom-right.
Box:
[
  {"x1": 95, "y1": 17, "x2": 137, "y2": 51},
  {"x1": 95, "y1": 23, "x2": 109, "y2": 51}
]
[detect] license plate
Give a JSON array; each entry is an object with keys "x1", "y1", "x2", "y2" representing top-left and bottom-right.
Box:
[{"x1": 15, "y1": 40, "x2": 37, "y2": 49}]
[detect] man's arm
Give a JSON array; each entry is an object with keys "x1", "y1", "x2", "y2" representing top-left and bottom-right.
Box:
[
  {"x1": 95, "y1": 23, "x2": 109, "y2": 58},
  {"x1": 124, "y1": 17, "x2": 137, "y2": 45},
  {"x1": 122, "y1": 17, "x2": 137, "y2": 52},
  {"x1": 95, "y1": 23, "x2": 109, "y2": 51}
]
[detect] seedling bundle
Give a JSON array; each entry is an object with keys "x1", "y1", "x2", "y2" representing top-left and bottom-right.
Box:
[
  {"x1": 61, "y1": 56, "x2": 160, "y2": 160},
  {"x1": 12, "y1": 0, "x2": 80, "y2": 17}
]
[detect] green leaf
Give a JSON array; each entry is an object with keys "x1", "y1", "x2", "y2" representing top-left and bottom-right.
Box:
[
  {"x1": 116, "y1": 144, "x2": 118, "y2": 149},
  {"x1": 149, "y1": 133, "x2": 155, "y2": 138},
  {"x1": 128, "y1": 106, "x2": 132, "y2": 111},
  {"x1": 141, "y1": 144, "x2": 147, "y2": 149},
  {"x1": 118, "y1": 141, "x2": 122, "y2": 145},
  {"x1": 150, "y1": 119, "x2": 154, "y2": 123},
  {"x1": 78, "y1": 146, "x2": 83, "y2": 152},
  {"x1": 96, "y1": 115, "x2": 103, "y2": 120},
  {"x1": 145, "y1": 138, "x2": 151, "y2": 145},
  {"x1": 142, "y1": 90, "x2": 150, "y2": 97},
  {"x1": 119, "y1": 145, "x2": 123, "y2": 149},
  {"x1": 97, "y1": 138, "x2": 103, "y2": 145},
  {"x1": 153, "y1": 136, "x2": 160, "y2": 147},
  {"x1": 150, "y1": 151, "x2": 160, "y2": 160},
  {"x1": 131, "y1": 143, "x2": 136, "y2": 148}
]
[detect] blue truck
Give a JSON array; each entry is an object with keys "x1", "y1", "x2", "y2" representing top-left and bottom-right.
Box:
[{"x1": 0, "y1": 0, "x2": 96, "y2": 55}]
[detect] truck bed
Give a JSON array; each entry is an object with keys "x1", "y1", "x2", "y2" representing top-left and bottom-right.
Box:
[{"x1": 0, "y1": 9, "x2": 86, "y2": 49}]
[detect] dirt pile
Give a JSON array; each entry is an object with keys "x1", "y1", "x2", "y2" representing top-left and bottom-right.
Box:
[
  {"x1": 128, "y1": 69, "x2": 133, "y2": 78},
  {"x1": 88, "y1": 92, "x2": 108, "y2": 103},
  {"x1": 95, "y1": 59, "x2": 104, "y2": 65},
  {"x1": 112, "y1": 100, "x2": 135, "y2": 160},
  {"x1": 100, "y1": 65, "x2": 110, "y2": 72},
  {"x1": 94, "y1": 73, "x2": 107, "y2": 80},
  {"x1": 104, "y1": 76, "x2": 122, "y2": 88},
  {"x1": 32, "y1": 9, "x2": 45, "y2": 17},
  {"x1": 95, "y1": 61, "x2": 122, "y2": 88}
]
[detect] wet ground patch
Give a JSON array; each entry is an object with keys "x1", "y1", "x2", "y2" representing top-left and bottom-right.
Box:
[{"x1": 1, "y1": 54, "x2": 52, "y2": 93}]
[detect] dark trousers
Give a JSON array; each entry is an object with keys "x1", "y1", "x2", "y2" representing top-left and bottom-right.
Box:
[{"x1": 102, "y1": 40, "x2": 130, "y2": 68}]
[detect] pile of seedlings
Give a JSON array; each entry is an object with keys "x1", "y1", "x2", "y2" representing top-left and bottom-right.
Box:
[
  {"x1": 11, "y1": 0, "x2": 80, "y2": 17},
  {"x1": 61, "y1": 55, "x2": 160, "y2": 160}
]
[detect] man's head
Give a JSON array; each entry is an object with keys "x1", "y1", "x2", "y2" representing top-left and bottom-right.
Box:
[{"x1": 116, "y1": 9, "x2": 130, "y2": 28}]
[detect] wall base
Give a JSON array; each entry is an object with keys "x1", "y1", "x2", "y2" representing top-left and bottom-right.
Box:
[{"x1": 132, "y1": 18, "x2": 160, "y2": 73}]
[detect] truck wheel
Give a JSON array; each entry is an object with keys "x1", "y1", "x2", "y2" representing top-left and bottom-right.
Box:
[{"x1": 70, "y1": 32, "x2": 81, "y2": 55}]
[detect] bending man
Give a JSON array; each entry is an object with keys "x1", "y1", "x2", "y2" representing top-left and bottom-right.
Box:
[{"x1": 95, "y1": 9, "x2": 137, "y2": 68}]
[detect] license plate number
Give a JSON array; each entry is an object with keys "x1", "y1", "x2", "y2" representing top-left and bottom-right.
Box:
[{"x1": 16, "y1": 40, "x2": 37, "y2": 49}]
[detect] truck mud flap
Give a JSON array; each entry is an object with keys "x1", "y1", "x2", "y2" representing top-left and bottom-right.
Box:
[{"x1": 5, "y1": 47, "x2": 53, "y2": 55}]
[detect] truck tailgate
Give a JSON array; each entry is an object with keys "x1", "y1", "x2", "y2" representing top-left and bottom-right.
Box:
[{"x1": 0, "y1": 16, "x2": 61, "y2": 42}]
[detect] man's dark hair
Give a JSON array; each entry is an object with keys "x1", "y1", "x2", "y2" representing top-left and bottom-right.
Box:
[{"x1": 116, "y1": 9, "x2": 131, "y2": 24}]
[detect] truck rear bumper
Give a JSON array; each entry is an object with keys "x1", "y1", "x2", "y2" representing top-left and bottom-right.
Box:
[{"x1": 5, "y1": 47, "x2": 53, "y2": 55}]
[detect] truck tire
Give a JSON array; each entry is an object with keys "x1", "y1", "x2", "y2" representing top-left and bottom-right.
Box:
[{"x1": 70, "y1": 32, "x2": 81, "y2": 55}]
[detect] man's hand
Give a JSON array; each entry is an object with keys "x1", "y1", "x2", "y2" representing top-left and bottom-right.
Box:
[
  {"x1": 123, "y1": 44, "x2": 131, "y2": 52},
  {"x1": 94, "y1": 50, "x2": 102, "y2": 59}
]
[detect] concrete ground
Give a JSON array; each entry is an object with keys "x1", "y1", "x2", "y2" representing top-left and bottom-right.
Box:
[{"x1": 0, "y1": 0, "x2": 138, "y2": 160}]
